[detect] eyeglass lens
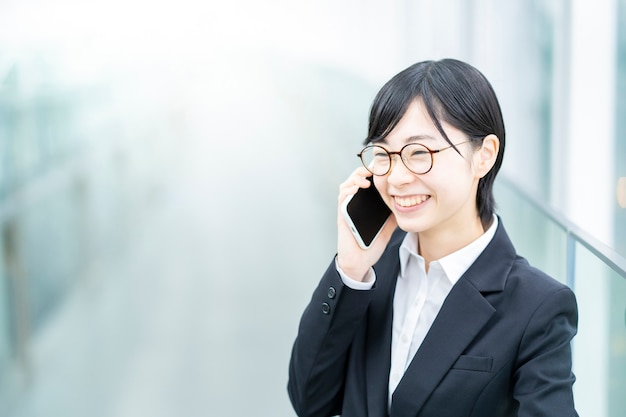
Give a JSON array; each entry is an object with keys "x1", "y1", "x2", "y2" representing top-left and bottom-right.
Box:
[{"x1": 360, "y1": 144, "x2": 433, "y2": 175}]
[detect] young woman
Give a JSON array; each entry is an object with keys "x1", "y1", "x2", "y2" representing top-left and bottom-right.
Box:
[{"x1": 287, "y1": 59, "x2": 578, "y2": 417}]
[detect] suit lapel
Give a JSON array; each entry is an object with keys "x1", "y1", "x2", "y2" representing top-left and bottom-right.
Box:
[
  {"x1": 389, "y1": 220, "x2": 517, "y2": 417},
  {"x1": 389, "y1": 278, "x2": 496, "y2": 416}
]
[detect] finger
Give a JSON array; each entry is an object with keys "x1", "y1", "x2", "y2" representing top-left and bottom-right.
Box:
[
  {"x1": 339, "y1": 171, "x2": 371, "y2": 202},
  {"x1": 352, "y1": 167, "x2": 374, "y2": 183},
  {"x1": 341, "y1": 169, "x2": 373, "y2": 191},
  {"x1": 338, "y1": 184, "x2": 360, "y2": 203}
]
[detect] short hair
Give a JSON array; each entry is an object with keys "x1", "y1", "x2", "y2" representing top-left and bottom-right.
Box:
[{"x1": 365, "y1": 58, "x2": 506, "y2": 228}]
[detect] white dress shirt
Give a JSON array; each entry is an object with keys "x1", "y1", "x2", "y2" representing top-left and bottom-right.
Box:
[{"x1": 337, "y1": 215, "x2": 498, "y2": 407}]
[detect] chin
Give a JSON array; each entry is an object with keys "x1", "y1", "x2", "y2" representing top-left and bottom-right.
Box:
[{"x1": 395, "y1": 217, "x2": 431, "y2": 234}]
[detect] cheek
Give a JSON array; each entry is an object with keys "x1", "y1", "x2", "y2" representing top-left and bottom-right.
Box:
[
  {"x1": 429, "y1": 166, "x2": 475, "y2": 197},
  {"x1": 373, "y1": 176, "x2": 384, "y2": 191},
  {"x1": 373, "y1": 177, "x2": 389, "y2": 198}
]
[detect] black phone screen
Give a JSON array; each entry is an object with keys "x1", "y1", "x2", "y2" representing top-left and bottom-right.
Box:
[{"x1": 345, "y1": 180, "x2": 391, "y2": 247}]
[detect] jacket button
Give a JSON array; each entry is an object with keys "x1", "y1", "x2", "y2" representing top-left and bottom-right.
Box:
[
  {"x1": 327, "y1": 287, "x2": 336, "y2": 299},
  {"x1": 321, "y1": 302, "x2": 331, "y2": 315}
]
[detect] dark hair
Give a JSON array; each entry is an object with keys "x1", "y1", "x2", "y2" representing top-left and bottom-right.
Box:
[{"x1": 365, "y1": 58, "x2": 506, "y2": 228}]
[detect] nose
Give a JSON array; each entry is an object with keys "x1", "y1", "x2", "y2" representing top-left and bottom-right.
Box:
[{"x1": 386, "y1": 154, "x2": 416, "y2": 186}]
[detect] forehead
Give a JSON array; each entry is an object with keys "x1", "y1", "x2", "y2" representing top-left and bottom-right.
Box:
[{"x1": 379, "y1": 100, "x2": 451, "y2": 146}]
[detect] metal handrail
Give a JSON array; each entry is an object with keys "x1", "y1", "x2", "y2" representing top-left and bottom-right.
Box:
[{"x1": 498, "y1": 176, "x2": 626, "y2": 283}]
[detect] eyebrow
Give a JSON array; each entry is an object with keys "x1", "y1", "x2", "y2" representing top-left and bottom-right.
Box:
[{"x1": 379, "y1": 134, "x2": 438, "y2": 145}]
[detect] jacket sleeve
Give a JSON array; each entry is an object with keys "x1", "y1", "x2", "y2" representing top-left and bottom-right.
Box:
[
  {"x1": 513, "y1": 286, "x2": 579, "y2": 416},
  {"x1": 287, "y1": 258, "x2": 374, "y2": 417}
]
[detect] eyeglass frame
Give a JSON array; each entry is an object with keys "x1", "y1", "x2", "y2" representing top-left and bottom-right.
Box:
[{"x1": 357, "y1": 140, "x2": 473, "y2": 176}]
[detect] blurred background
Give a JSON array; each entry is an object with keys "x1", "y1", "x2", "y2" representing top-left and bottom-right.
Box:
[{"x1": 0, "y1": 0, "x2": 624, "y2": 416}]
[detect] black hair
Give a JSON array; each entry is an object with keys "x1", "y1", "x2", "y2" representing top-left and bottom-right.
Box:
[{"x1": 365, "y1": 58, "x2": 506, "y2": 228}]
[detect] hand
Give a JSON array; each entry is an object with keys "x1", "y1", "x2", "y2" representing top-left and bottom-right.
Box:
[{"x1": 336, "y1": 167, "x2": 397, "y2": 281}]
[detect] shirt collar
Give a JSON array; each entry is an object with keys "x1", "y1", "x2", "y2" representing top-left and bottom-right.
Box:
[
  {"x1": 399, "y1": 232, "x2": 419, "y2": 279},
  {"x1": 398, "y1": 215, "x2": 499, "y2": 285}
]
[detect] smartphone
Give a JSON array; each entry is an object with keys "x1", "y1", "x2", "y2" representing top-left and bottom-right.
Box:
[{"x1": 341, "y1": 178, "x2": 392, "y2": 249}]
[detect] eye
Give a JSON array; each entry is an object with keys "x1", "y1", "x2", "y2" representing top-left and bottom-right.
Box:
[
  {"x1": 410, "y1": 149, "x2": 429, "y2": 156},
  {"x1": 373, "y1": 150, "x2": 388, "y2": 159},
  {"x1": 366, "y1": 146, "x2": 388, "y2": 159},
  {"x1": 405, "y1": 144, "x2": 430, "y2": 159}
]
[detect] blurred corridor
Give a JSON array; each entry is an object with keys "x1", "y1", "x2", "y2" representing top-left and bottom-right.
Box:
[
  {"x1": 0, "y1": 43, "x2": 378, "y2": 415},
  {"x1": 1, "y1": 1, "x2": 626, "y2": 416}
]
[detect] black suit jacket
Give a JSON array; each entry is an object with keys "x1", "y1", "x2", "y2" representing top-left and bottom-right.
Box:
[{"x1": 288, "y1": 220, "x2": 578, "y2": 417}]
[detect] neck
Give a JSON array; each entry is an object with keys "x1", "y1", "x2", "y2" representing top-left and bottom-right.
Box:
[{"x1": 418, "y1": 216, "x2": 486, "y2": 270}]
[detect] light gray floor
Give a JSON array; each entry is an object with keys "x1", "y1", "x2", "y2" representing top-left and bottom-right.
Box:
[{"x1": 4, "y1": 53, "x2": 376, "y2": 417}]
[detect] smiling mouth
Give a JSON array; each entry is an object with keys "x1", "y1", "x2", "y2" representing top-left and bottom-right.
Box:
[{"x1": 394, "y1": 195, "x2": 430, "y2": 207}]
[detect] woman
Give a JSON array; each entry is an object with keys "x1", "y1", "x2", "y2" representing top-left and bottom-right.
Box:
[{"x1": 287, "y1": 58, "x2": 578, "y2": 417}]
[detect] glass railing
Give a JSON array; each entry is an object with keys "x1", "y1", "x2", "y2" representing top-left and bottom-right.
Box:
[{"x1": 495, "y1": 177, "x2": 626, "y2": 417}]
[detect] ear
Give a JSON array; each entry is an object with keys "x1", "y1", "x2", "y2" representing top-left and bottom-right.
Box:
[{"x1": 473, "y1": 134, "x2": 499, "y2": 179}]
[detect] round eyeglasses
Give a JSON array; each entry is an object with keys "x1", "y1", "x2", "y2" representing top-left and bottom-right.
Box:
[{"x1": 357, "y1": 141, "x2": 471, "y2": 176}]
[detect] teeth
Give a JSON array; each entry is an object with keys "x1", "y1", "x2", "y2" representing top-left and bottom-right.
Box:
[{"x1": 395, "y1": 195, "x2": 428, "y2": 207}]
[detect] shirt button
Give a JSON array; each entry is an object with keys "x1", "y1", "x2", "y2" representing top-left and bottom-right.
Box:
[
  {"x1": 392, "y1": 373, "x2": 400, "y2": 383},
  {"x1": 321, "y1": 302, "x2": 331, "y2": 315},
  {"x1": 327, "y1": 287, "x2": 336, "y2": 299},
  {"x1": 401, "y1": 334, "x2": 409, "y2": 344}
]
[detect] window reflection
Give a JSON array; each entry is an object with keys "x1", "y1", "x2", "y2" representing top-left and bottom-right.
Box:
[{"x1": 615, "y1": 0, "x2": 626, "y2": 259}]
